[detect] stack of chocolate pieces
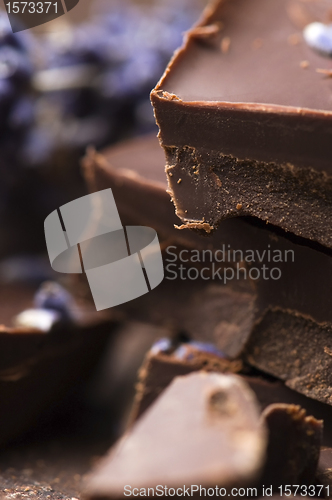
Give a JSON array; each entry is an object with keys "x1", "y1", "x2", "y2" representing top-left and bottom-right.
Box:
[{"x1": 82, "y1": 0, "x2": 332, "y2": 496}]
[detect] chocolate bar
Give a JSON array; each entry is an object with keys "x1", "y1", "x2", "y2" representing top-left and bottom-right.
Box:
[
  {"x1": 83, "y1": 133, "x2": 332, "y2": 405},
  {"x1": 82, "y1": 136, "x2": 257, "y2": 357},
  {"x1": 261, "y1": 404, "x2": 322, "y2": 488},
  {"x1": 127, "y1": 342, "x2": 328, "y2": 490},
  {"x1": 0, "y1": 282, "x2": 116, "y2": 445},
  {"x1": 130, "y1": 338, "x2": 332, "y2": 443},
  {"x1": 151, "y1": 0, "x2": 332, "y2": 249},
  {"x1": 85, "y1": 372, "x2": 323, "y2": 499},
  {"x1": 83, "y1": 137, "x2": 207, "y2": 248},
  {"x1": 85, "y1": 372, "x2": 267, "y2": 499},
  {"x1": 129, "y1": 338, "x2": 242, "y2": 423},
  {"x1": 245, "y1": 308, "x2": 332, "y2": 407},
  {"x1": 317, "y1": 448, "x2": 332, "y2": 491}
]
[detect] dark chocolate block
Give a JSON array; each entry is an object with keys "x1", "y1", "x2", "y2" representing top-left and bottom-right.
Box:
[
  {"x1": 82, "y1": 134, "x2": 332, "y2": 405},
  {"x1": 82, "y1": 135, "x2": 257, "y2": 357},
  {"x1": 83, "y1": 137, "x2": 208, "y2": 248},
  {"x1": 244, "y1": 309, "x2": 332, "y2": 406},
  {"x1": 129, "y1": 338, "x2": 242, "y2": 423},
  {"x1": 85, "y1": 372, "x2": 266, "y2": 499},
  {"x1": 151, "y1": 0, "x2": 332, "y2": 249},
  {"x1": 85, "y1": 371, "x2": 325, "y2": 499},
  {"x1": 129, "y1": 343, "x2": 324, "y2": 489},
  {"x1": 261, "y1": 404, "x2": 322, "y2": 488},
  {"x1": 128, "y1": 337, "x2": 332, "y2": 445},
  {"x1": 317, "y1": 448, "x2": 332, "y2": 490},
  {"x1": 0, "y1": 283, "x2": 117, "y2": 446}
]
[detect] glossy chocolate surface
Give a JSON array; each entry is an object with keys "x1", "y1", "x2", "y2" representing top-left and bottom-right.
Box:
[
  {"x1": 151, "y1": 0, "x2": 332, "y2": 247},
  {"x1": 159, "y1": 0, "x2": 332, "y2": 110}
]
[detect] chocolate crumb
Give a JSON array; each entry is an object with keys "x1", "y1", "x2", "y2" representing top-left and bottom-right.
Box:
[
  {"x1": 316, "y1": 68, "x2": 332, "y2": 77},
  {"x1": 221, "y1": 36, "x2": 231, "y2": 54},
  {"x1": 288, "y1": 33, "x2": 301, "y2": 45},
  {"x1": 324, "y1": 346, "x2": 332, "y2": 357},
  {"x1": 252, "y1": 38, "x2": 263, "y2": 49},
  {"x1": 300, "y1": 60, "x2": 309, "y2": 69},
  {"x1": 162, "y1": 91, "x2": 180, "y2": 101},
  {"x1": 190, "y1": 23, "x2": 222, "y2": 39},
  {"x1": 175, "y1": 222, "x2": 214, "y2": 234}
]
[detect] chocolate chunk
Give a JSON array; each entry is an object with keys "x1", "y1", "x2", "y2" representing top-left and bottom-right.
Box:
[
  {"x1": 82, "y1": 133, "x2": 332, "y2": 405},
  {"x1": 83, "y1": 132, "x2": 332, "y2": 403},
  {"x1": 317, "y1": 448, "x2": 332, "y2": 489},
  {"x1": 82, "y1": 134, "x2": 332, "y2": 325},
  {"x1": 129, "y1": 346, "x2": 323, "y2": 489},
  {"x1": 0, "y1": 283, "x2": 117, "y2": 445},
  {"x1": 244, "y1": 309, "x2": 332, "y2": 406},
  {"x1": 261, "y1": 404, "x2": 322, "y2": 488},
  {"x1": 129, "y1": 336, "x2": 332, "y2": 446},
  {"x1": 85, "y1": 372, "x2": 267, "y2": 499},
  {"x1": 116, "y1": 276, "x2": 255, "y2": 358},
  {"x1": 82, "y1": 136, "x2": 206, "y2": 248},
  {"x1": 129, "y1": 338, "x2": 242, "y2": 423},
  {"x1": 151, "y1": 0, "x2": 332, "y2": 249},
  {"x1": 86, "y1": 370, "x2": 324, "y2": 498},
  {"x1": 82, "y1": 135, "x2": 257, "y2": 356},
  {"x1": 0, "y1": 321, "x2": 115, "y2": 446},
  {"x1": 245, "y1": 377, "x2": 332, "y2": 448}
]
